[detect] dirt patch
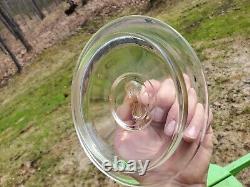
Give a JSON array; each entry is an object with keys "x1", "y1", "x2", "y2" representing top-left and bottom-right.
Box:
[
  {"x1": 17, "y1": 160, "x2": 38, "y2": 185},
  {"x1": 201, "y1": 37, "x2": 250, "y2": 185}
]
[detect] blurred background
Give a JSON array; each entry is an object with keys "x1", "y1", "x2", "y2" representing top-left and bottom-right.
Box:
[{"x1": 0, "y1": 0, "x2": 249, "y2": 186}]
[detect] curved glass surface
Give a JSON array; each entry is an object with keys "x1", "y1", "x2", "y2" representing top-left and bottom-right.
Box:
[{"x1": 72, "y1": 15, "x2": 209, "y2": 186}]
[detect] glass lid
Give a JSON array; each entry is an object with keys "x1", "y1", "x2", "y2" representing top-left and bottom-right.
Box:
[{"x1": 72, "y1": 15, "x2": 210, "y2": 186}]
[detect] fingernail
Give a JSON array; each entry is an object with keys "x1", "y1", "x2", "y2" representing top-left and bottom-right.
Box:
[
  {"x1": 185, "y1": 126, "x2": 198, "y2": 139},
  {"x1": 164, "y1": 120, "x2": 176, "y2": 136},
  {"x1": 151, "y1": 107, "x2": 165, "y2": 122}
]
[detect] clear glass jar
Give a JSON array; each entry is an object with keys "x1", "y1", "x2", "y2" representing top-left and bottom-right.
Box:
[{"x1": 71, "y1": 15, "x2": 209, "y2": 186}]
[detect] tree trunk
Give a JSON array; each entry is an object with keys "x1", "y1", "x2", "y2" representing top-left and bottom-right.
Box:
[
  {"x1": 0, "y1": 35, "x2": 22, "y2": 73},
  {"x1": 0, "y1": 14, "x2": 17, "y2": 37},
  {"x1": 31, "y1": 0, "x2": 45, "y2": 20},
  {"x1": 0, "y1": 5, "x2": 32, "y2": 51},
  {"x1": 0, "y1": 42, "x2": 7, "y2": 54}
]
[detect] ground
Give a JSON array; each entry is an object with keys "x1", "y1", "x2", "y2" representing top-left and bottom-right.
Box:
[{"x1": 0, "y1": 0, "x2": 249, "y2": 186}]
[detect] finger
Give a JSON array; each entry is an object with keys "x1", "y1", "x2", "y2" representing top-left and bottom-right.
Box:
[
  {"x1": 164, "y1": 98, "x2": 178, "y2": 136},
  {"x1": 187, "y1": 88, "x2": 198, "y2": 124},
  {"x1": 144, "y1": 79, "x2": 161, "y2": 95},
  {"x1": 164, "y1": 87, "x2": 198, "y2": 136},
  {"x1": 139, "y1": 80, "x2": 166, "y2": 123},
  {"x1": 184, "y1": 103, "x2": 204, "y2": 142},
  {"x1": 152, "y1": 74, "x2": 191, "y2": 122},
  {"x1": 144, "y1": 75, "x2": 191, "y2": 123},
  {"x1": 139, "y1": 79, "x2": 161, "y2": 105},
  {"x1": 164, "y1": 119, "x2": 177, "y2": 136},
  {"x1": 156, "y1": 78, "x2": 176, "y2": 110},
  {"x1": 162, "y1": 74, "x2": 193, "y2": 132},
  {"x1": 150, "y1": 106, "x2": 166, "y2": 123},
  {"x1": 116, "y1": 96, "x2": 133, "y2": 121}
]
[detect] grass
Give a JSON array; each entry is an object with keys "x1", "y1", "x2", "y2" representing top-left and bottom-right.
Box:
[
  {"x1": 156, "y1": 0, "x2": 250, "y2": 41},
  {"x1": 0, "y1": 0, "x2": 249, "y2": 186}
]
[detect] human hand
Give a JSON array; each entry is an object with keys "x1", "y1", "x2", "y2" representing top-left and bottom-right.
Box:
[{"x1": 114, "y1": 75, "x2": 213, "y2": 187}]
